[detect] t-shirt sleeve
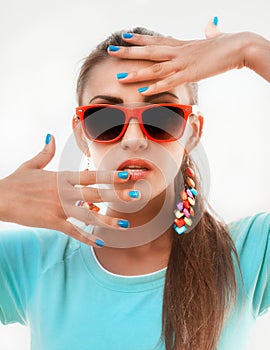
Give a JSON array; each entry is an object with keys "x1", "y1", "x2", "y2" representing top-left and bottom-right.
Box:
[
  {"x1": 0, "y1": 227, "x2": 70, "y2": 325},
  {"x1": 228, "y1": 212, "x2": 270, "y2": 318},
  {"x1": 0, "y1": 228, "x2": 43, "y2": 325}
]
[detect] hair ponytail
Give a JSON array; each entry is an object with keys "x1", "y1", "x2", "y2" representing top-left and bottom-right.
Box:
[{"x1": 162, "y1": 154, "x2": 239, "y2": 349}]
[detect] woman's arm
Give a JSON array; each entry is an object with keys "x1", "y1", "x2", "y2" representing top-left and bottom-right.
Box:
[{"x1": 107, "y1": 21, "x2": 270, "y2": 93}]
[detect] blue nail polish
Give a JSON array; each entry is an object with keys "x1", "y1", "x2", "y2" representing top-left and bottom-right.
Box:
[
  {"x1": 123, "y1": 33, "x2": 133, "y2": 39},
  {"x1": 45, "y1": 134, "x2": 51, "y2": 145},
  {"x1": 95, "y1": 239, "x2": 105, "y2": 247},
  {"x1": 138, "y1": 86, "x2": 148, "y2": 93},
  {"x1": 213, "y1": 16, "x2": 218, "y2": 26},
  {"x1": 117, "y1": 72, "x2": 128, "y2": 79},
  {"x1": 108, "y1": 45, "x2": 120, "y2": 52},
  {"x1": 117, "y1": 219, "x2": 130, "y2": 228},
  {"x1": 118, "y1": 171, "x2": 129, "y2": 179},
  {"x1": 129, "y1": 190, "x2": 140, "y2": 199}
]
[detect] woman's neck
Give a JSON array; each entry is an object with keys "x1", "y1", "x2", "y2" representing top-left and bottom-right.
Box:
[
  {"x1": 92, "y1": 184, "x2": 175, "y2": 275},
  {"x1": 93, "y1": 229, "x2": 172, "y2": 276}
]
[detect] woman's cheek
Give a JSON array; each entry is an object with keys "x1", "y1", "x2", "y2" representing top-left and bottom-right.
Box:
[{"x1": 89, "y1": 144, "x2": 111, "y2": 170}]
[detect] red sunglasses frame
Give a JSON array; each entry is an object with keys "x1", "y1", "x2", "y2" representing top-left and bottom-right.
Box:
[{"x1": 75, "y1": 103, "x2": 197, "y2": 143}]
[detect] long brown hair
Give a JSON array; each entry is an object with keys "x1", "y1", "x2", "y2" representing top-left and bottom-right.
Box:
[{"x1": 76, "y1": 27, "x2": 240, "y2": 350}]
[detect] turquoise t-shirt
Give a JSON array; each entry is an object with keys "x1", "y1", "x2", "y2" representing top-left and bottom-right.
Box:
[{"x1": 0, "y1": 212, "x2": 269, "y2": 349}]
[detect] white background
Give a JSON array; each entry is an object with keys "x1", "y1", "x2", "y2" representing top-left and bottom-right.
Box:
[{"x1": 0, "y1": 0, "x2": 269, "y2": 349}]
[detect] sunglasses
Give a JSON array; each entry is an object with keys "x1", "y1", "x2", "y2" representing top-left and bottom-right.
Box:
[{"x1": 75, "y1": 103, "x2": 197, "y2": 143}]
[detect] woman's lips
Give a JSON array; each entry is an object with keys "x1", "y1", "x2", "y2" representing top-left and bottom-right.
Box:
[
  {"x1": 124, "y1": 169, "x2": 150, "y2": 181},
  {"x1": 117, "y1": 159, "x2": 153, "y2": 180}
]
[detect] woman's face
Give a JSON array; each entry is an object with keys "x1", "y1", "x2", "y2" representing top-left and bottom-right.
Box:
[{"x1": 77, "y1": 57, "x2": 196, "y2": 205}]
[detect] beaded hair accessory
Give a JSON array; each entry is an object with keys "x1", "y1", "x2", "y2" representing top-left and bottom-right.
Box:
[
  {"x1": 173, "y1": 161, "x2": 198, "y2": 235},
  {"x1": 75, "y1": 200, "x2": 100, "y2": 212}
]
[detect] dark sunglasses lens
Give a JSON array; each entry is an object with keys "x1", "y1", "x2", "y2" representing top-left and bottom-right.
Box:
[
  {"x1": 83, "y1": 106, "x2": 125, "y2": 141},
  {"x1": 142, "y1": 106, "x2": 185, "y2": 140}
]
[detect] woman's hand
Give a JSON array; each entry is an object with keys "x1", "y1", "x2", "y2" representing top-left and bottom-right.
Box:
[
  {"x1": 0, "y1": 135, "x2": 137, "y2": 247},
  {"x1": 107, "y1": 19, "x2": 270, "y2": 94}
]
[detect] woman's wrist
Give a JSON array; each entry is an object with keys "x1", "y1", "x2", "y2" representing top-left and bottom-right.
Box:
[
  {"x1": 240, "y1": 32, "x2": 270, "y2": 81},
  {"x1": 0, "y1": 178, "x2": 8, "y2": 221}
]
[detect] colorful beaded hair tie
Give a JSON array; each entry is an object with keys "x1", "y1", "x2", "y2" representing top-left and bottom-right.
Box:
[
  {"x1": 173, "y1": 165, "x2": 198, "y2": 235},
  {"x1": 75, "y1": 200, "x2": 100, "y2": 212}
]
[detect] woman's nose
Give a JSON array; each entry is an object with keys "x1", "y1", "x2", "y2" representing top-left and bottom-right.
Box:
[{"x1": 120, "y1": 118, "x2": 148, "y2": 151}]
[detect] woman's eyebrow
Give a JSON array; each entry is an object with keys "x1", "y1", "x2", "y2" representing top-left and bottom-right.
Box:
[
  {"x1": 144, "y1": 92, "x2": 179, "y2": 101},
  {"x1": 88, "y1": 92, "x2": 179, "y2": 104},
  {"x1": 89, "y1": 95, "x2": 123, "y2": 104}
]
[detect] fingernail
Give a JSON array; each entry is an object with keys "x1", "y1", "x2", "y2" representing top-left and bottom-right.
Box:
[
  {"x1": 138, "y1": 86, "x2": 148, "y2": 93},
  {"x1": 117, "y1": 219, "x2": 130, "y2": 228},
  {"x1": 122, "y1": 33, "x2": 133, "y2": 39},
  {"x1": 118, "y1": 171, "x2": 129, "y2": 179},
  {"x1": 213, "y1": 16, "x2": 218, "y2": 26},
  {"x1": 117, "y1": 72, "x2": 128, "y2": 79},
  {"x1": 108, "y1": 45, "x2": 120, "y2": 52},
  {"x1": 45, "y1": 134, "x2": 51, "y2": 145},
  {"x1": 75, "y1": 200, "x2": 84, "y2": 207},
  {"x1": 95, "y1": 239, "x2": 105, "y2": 247},
  {"x1": 129, "y1": 190, "x2": 140, "y2": 199}
]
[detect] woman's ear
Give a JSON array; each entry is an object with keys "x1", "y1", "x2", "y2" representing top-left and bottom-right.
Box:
[
  {"x1": 72, "y1": 117, "x2": 91, "y2": 157},
  {"x1": 185, "y1": 113, "x2": 204, "y2": 152}
]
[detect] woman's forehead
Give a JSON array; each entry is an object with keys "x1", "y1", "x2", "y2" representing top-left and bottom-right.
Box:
[{"x1": 82, "y1": 57, "x2": 191, "y2": 104}]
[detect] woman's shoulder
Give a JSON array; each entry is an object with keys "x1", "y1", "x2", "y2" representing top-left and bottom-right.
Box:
[
  {"x1": 0, "y1": 226, "x2": 81, "y2": 271},
  {"x1": 0, "y1": 225, "x2": 74, "y2": 247},
  {"x1": 227, "y1": 212, "x2": 270, "y2": 285},
  {"x1": 227, "y1": 212, "x2": 270, "y2": 317},
  {"x1": 227, "y1": 212, "x2": 270, "y2": 243}
]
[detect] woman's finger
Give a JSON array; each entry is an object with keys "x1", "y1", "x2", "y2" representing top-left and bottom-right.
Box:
[
  {"x1": 68, "y1": 205, "x2": 130, "y2": 230},
  {"x1": 121, "y1": 32, "x2": 187, "y2": 47},
  {"x1": 116, "y1": 60, "x2": 181, "y2": 84},
  {"x1": 205, "y1": 17, "x2": 222, "y2": 39},
  {"x1": 59, "y1": 220, "x2": 105, "y2": 248},
  {"x1": 21, "y1": 134, "x2": 56, "y2": 170},
  {"x1": 74, "y1": 187, "x2": 141, "y2": 203},
  {"x1": 107, "y1": 44, "x2": 176, "y2": 61},
  {"x1": 136, "y1": 70, "x2": 188, "y2": 95},
  {"x1": 65, "y1": 170, "x2": 130, "y2": 186}
]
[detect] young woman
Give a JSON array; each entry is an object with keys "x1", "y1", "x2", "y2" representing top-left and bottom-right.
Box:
[{"x1": 0, "y1": 20, "x2": 269, "y2": 349}]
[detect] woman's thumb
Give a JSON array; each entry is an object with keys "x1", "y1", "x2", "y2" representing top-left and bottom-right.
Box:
[
  {"x1": 22, "y1": 134, "x2": 56, "y2": 169},
  {"x1": 205, "y1": 17, "x2": 222, "y2": 39}
]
